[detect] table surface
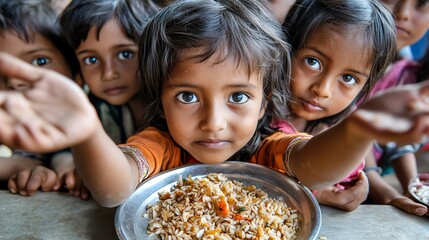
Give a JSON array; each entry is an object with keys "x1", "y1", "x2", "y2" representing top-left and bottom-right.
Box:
[{"x1": 0, "y1": 190, "x2": 427, "y2": 240}]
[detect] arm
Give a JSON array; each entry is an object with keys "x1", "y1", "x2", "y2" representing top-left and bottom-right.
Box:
[
  {"x1": 0, "y1": 155, "x2": 42, "y2": 180},
  {"x1": 71, "y1": 125, "x2": 140, "y2": 207},
  {"x1": 0, "y1": 53, "x2": 138, "y2": 207},
  {"x1": 315, "y1": 171, "x2": 369, "y2": 211},
  {"x1": 391, "y1": 153, "x2": 418, "y2": 193},
  {"x1": 290, "y1": 82, "x2": 429, "y2": 190},
  {"x1": 365, "y1": 149, "x2": 427, "y2": 216},
  {"x1": 50, "y1": 151, "x2": 90, "y2": 200}
]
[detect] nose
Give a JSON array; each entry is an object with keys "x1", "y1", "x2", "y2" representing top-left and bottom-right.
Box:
[
  {"x1": 101, "y1": 60, "x2": 119, "y2": 81},
  {"x1": 199, "y1": 102, "x2": 227, "y2": 132},
  {"x1": 394, "y1": 0, "x2": 412, "y2": 21},
  {"x1": 310, "y1": 76, "x2": 332, "y2": 98},
  {"x1": 6, "y1": 78, "x2": 31, "y2": 91}
]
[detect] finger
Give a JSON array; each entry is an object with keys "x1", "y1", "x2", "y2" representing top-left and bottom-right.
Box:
[
  {"x1": 64, "y1": 171, "x2": 76, "y2": 191},
  {"x1": 24, "y1": 168, "x2": 49, "y2": 195},
  {"x1": 0, "y1": 103, "x2": 16, "y2": 138},
  {"x1": 7, "y1": 174, "x2": 18, "y2": 194},
  {"x1": 390, "y1": 197, "x2": 427, "y2": 216},
  {"x1": 350, "y1": 172, "x2": 369, "y2": 192},
  {"x1": 0, "y1": 53, "x2": 43, "y2": 84},
  {"x1": 15, "y1": 120, "x2": 65, "y2": 152},
  {"x1": 80, "y1": 184, "x2": 90, "y2": 200},
  {"x1": 74, "y1": 171, "x2": 90, "y2": 200},
  {"x1": 353, "y1": 110, "x2": 429, "y2": 145},
  {"x1": 38, "y1": 169, "x2": 58, "y2": 192},
  {"x1": 15, "y1": 169, "x2": 33, "y2": 196}
]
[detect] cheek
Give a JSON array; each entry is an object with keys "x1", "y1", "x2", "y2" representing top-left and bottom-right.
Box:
[
  {"x1": 82, "y1": 75, "x2": 100, "y2": 91},
  {"x1": 414, "y1": 21, "x2": 429, "y2": 39}
]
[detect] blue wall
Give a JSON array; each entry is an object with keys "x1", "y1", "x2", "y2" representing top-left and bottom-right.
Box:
[{"x1": 411, "y1": 31, "x2": 429, "y2": 60}]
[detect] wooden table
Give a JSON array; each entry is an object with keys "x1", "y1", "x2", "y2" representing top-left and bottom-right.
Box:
[{"x1": 0, "y1": 190, "x2": 427, "y2": 239}]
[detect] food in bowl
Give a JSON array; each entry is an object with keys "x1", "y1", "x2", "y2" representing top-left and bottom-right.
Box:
[
  {"x1": 408, "y1": 173, "x2": 429, "y2": 206},
  {"x1": 143, "y1": 173, "x2": 300, "y2": 239}
]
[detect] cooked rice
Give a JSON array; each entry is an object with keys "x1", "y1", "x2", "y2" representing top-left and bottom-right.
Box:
[{"x1": 143, "y1": 173, "x2": 300, "y2": 240}]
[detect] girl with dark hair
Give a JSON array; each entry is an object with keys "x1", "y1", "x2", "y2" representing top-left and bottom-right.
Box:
[
  {"x1": 3, "y1": 0, "x2": 161, "y2": 199},
  {"x1": 0, "y1": 0, "x2": 428, "y2": 216},
  {"x1": 0, "y1": 0, "x2": 80, "y2": 195},
  {"x1": 272, "y1": 0, "x2": 396, "y2": 211},
  {"x1": 362, "y1": 0, "x2": 429, "y2": 216}
]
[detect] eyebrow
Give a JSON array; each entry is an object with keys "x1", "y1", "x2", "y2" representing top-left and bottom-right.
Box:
[
  {"x1": 303, "y1": 47, "x2": 370, "y2": 79},
  {"x1": 22, "y1": 48, "x2": 56, "y2": 55},
  {"x1": 165, "y1": 82, "x2": 260, "y2": 90},
  {"x1": 77, "y1": 43, "x2": 137, "y2": 55}
]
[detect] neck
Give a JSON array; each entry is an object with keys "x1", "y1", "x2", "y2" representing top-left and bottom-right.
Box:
[
  {"x1": 127, "y1": 94, "x2": 145, "y2": 129},
  {"x1": 290, "y1": 117, "x2": 308, "y2": 132}
]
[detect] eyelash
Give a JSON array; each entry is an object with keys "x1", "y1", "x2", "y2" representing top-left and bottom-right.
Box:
[
  {"x1": 175, "y1": 92, "x2": 251, "y2": 104},
  {"x1": 31, "y1": 57, "x2": 50, "y2": 67}
]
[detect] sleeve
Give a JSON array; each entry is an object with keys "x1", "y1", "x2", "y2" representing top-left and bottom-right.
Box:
[
  {"x1": 250, "y1": 132, "x2": 312, "y2": 178},
  {"x1": 118, "y1": 127, "x2": 183, "y2": 183}
]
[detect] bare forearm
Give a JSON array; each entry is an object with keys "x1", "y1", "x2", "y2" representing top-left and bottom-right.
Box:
[
  {"x1": 291, "y1": 118, "x2": 372, "y2": 189},
  {"x1": 0, "y1": 156, "x2": 42, "y2": 180},
  {"x1": 367, "y1": 171, "x2": 402, "y2": 204},
  {"x1": 72, "y1": 125, "x2": 138, "y2": 207}
]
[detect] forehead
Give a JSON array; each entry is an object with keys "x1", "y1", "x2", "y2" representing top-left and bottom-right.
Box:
[
  {"x1": 0, "y1": 31, "x2": 58, "y2": 54},
  {"x1": 76, "y1": 19, "x2": 134, "y2": 51},
  {"x1": 305, "y1": 25, "x2": 373, "y2": 66},
  {"x1": 167, "y1": 51, "x2": 263, "y2": 88},
  {"x1": 179, "y1": 48, "x2": 262, "y2": 76}
]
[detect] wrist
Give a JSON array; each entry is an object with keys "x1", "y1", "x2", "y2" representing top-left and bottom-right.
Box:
[{"x1": 363, "y1": 166, "x2": 382, "y2": 175}]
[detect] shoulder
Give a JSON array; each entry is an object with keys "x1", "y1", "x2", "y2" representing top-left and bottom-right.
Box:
[
  {"x1": 259, "y1": 131, "x2": 312, "y2": 149},
  {"x1": 127, "y1": 127, "x2": 173, "y2": 144}
]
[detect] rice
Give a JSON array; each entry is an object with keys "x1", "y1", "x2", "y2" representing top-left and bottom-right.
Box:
[{"x1": 143, "y1": 173, "x2": 300, "y2": 240}]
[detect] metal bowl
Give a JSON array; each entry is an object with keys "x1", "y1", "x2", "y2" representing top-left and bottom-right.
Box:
[
  {"x1": 115, "y1": 161, "x2": 321, "y2": 239},
  {"x1": 408, "y1": 172, "x2": 429, "y2": 207}
]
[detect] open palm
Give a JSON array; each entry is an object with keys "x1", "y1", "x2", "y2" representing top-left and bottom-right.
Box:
[{"x1": 0, "y1": 53, "x2": 98, "y2": 152}]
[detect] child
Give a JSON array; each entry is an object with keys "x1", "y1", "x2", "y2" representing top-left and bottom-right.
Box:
[
  {"x1": 274, "y1": 0, "x2": 396, "y2": 211},
  {"x1": 60, "y1": 0, "x2": 161, "y2": 139},
  {"x1": 0, "y1": 0, "x2": 429, "y2": 209},
  {"x1": 0, "y1": 0, "x2": 81, "y2": 194},
  {"x1": 5, "y1": 0, "x2": 161, "y2": 198},
  {"x1": 381, "y1": 0, "x2": 429, "y2": 57},
  {"x1": 362, "y1": 0, "x2": 429, "y2": 216}
]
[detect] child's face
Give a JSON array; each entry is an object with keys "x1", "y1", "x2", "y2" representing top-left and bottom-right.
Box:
[
  {"x1": 0, "y1": 31, "x2": 72, "y2": 90},
  {"x1": 76, "y1": 19, "x2": 140, "y2": 106},
  {"x1": 380, "y1": 0, "x2": 429, "y2": 50},
  {"x1": 161, "y1": 53, "x2": 266, "y2": 164},
  {"x1": 289, "y1": 25, "x2": 371, "y2": 121}
]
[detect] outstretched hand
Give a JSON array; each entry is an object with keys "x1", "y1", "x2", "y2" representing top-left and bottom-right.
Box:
[
  {"x1": 0, "y1": 53, "x2": 98, "y2": 153},
  {"x1": 315, "y1": 171, "x2": 369, "y2": 211},
  {"x1": 351, "y1": 82, "x2": 429, "y2": 146}
]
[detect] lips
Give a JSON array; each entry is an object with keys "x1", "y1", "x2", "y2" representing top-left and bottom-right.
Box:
[
  {"x1": 104, "y1": 86, "x2": 127, "y2": 95},
  {"x1": 196, "y1": 140, "x2": 230, "y2": 149},
  {"x1": 301, "y1": 99, "x2": 324, "y2": 112},
  {"x1": 396, "y1": 25, "x2": 409, "y2": 36}
]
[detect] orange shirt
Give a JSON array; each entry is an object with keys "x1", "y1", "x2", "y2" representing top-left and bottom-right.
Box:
[{"x1": 119, "y1": 127, "x2": 311, "y2": 184}]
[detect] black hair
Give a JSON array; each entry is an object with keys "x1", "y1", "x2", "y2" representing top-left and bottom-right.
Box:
[
  {"x1": 138, "y1": 0, "x2": 291, "y2": 161},
  {"x1": 0, "y1": 0, "x2": 79, "y2": 77},
  {"x1": 283, "y1": 0, "x2": 396, "y2": 133},
  {"x1": 60, "y1": 0, "x2": 160, "y2": 49}
]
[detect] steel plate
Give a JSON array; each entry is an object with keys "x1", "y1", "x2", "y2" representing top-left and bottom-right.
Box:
[
  {"x1": 408, "y1": 172, "x2": 429, "y2": 207},
  {"x1": 115, "y1": 161, "x2": 321, "y2": 239}
]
